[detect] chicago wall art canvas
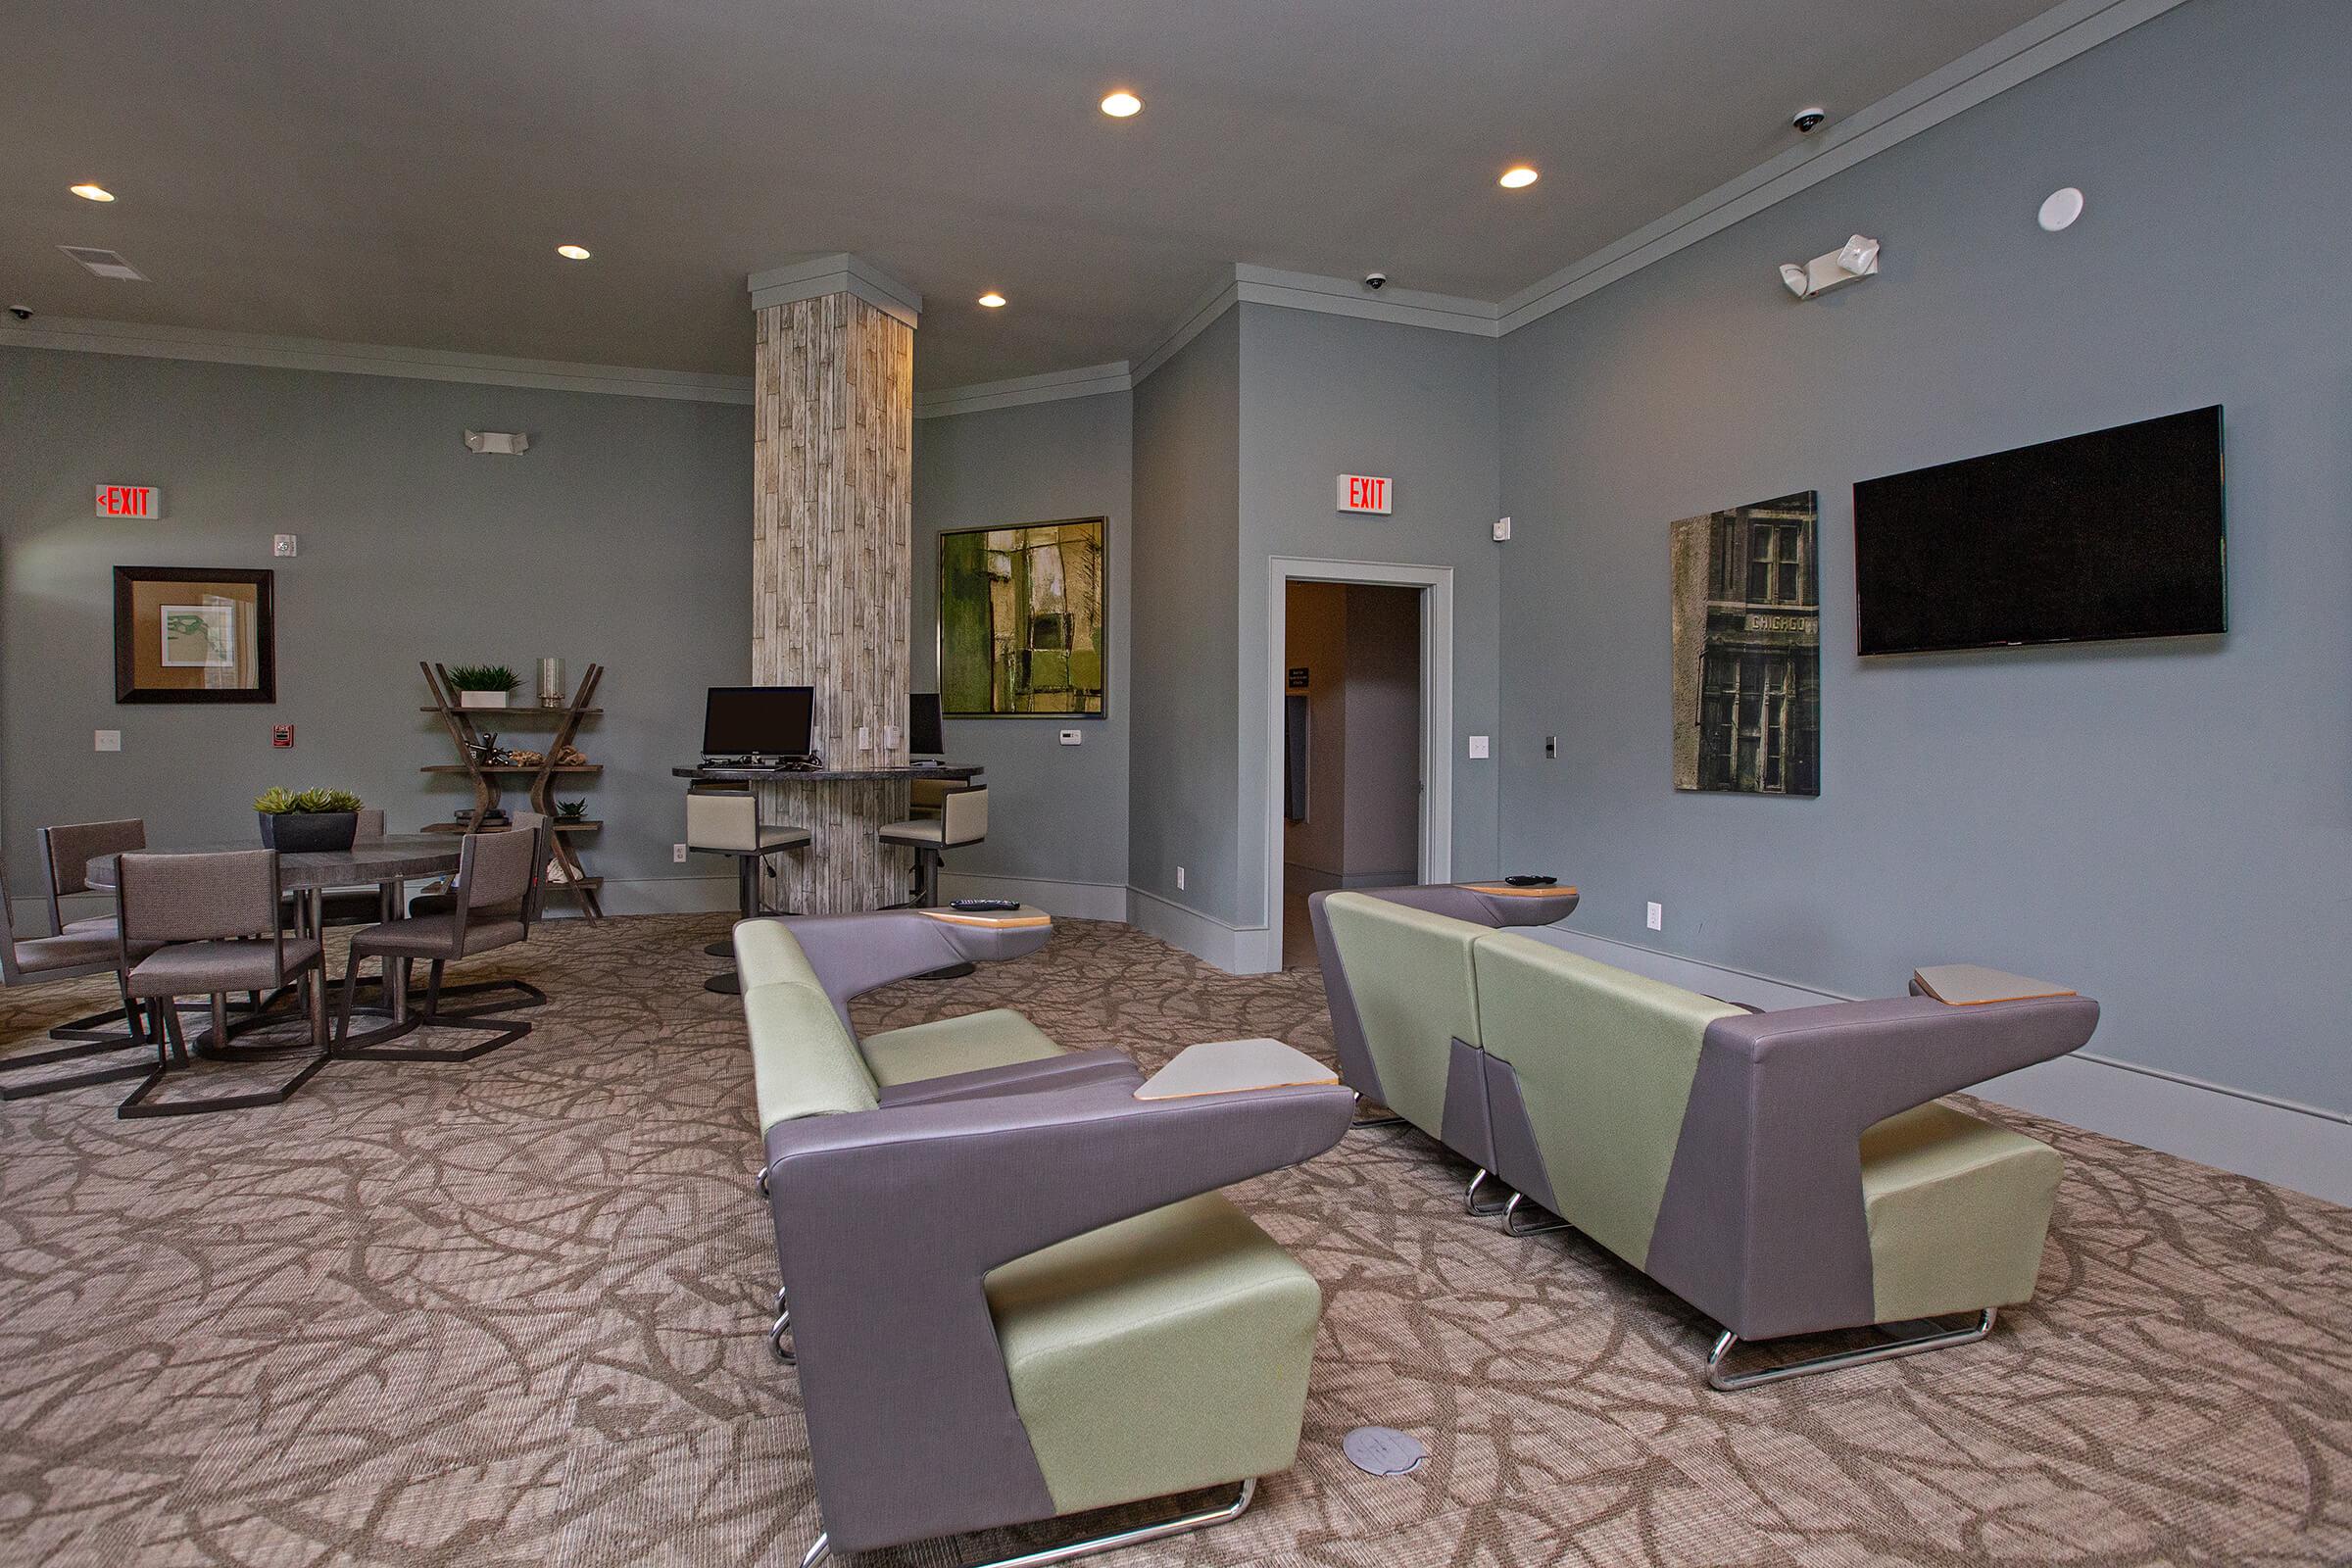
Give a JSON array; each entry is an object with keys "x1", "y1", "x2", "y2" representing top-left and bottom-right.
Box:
[{"x1": 1669, "y1": 491, "x2": 1821, "y2": 796}]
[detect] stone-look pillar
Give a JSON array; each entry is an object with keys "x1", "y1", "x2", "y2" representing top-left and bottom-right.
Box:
[{"x1": 748, "y1": 259, "x2": 918, "y2": 913}]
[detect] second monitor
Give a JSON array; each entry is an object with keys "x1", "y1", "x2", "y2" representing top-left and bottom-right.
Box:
[{"x1": 908, "y1": 692, "x2": 944, "y2": 759}]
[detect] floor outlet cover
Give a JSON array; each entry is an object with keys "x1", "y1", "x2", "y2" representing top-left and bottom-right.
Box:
[{"x1": 1343, "y1": 1426, "x2": 1429, "y2": 1476}]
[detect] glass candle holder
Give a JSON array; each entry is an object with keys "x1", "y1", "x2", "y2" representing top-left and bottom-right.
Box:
[{"x1": 537, "y1": 657, "x2": 565, "y2": 708}]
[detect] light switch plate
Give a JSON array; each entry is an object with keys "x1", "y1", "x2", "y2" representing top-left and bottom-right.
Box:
[
  {"x1": 272, "y1": 534, "x2": 298, "y2": 558},
  {"x1": 1467, "y1": 735, "x2": 1491, "y2": 760},
  {"x1": 94, "y1": 729, "x2": 122, "y2": 753},
  {"x1": 1058, "y1": 729, "x2": 1082, "y2": 746}
]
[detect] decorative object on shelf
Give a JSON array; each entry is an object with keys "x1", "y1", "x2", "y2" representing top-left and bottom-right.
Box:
[
  {"x1": 254, "y1": 786, "x2": 365, "y2": 852},
  {"x1": 1669, "y1": 492, "x2": 1820, "y2": 797},
  {"x1": 420, "y1": 660, "x2": 606, "y2": 918},
  {"x1": 113, "y1": 565, "x2": 277, "y2": 704},
  {"x1": 940, "y1": 516, "x2": 1106, "y2": 717},
  {"x1": 448, "y1": 663, "x2": 518, "y2": 709},
  {"x1": 537, "y1": 658, "x2": 566, "y2": 708}
]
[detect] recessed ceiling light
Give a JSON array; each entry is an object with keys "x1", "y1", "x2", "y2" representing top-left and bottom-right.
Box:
[
  {"x1": 557, "y1": 244, "x2": 591, "y2": 260},
  {"x1": 70, "y1": 183, "x2": 115, "y2": 202},
  {"x1": 1100, "y1": 91, "x2": 1142, "y2": 118},
  {"x1": 1499, "y1": 166, "x2": 1539, "y2": 189},
  {"x1": 977, "y1": 292, "x2": 1007, "y2": 309}
]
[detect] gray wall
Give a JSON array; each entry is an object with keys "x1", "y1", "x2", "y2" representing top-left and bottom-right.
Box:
[
  {"x1": 1240, "y1": 303, "x2": 1502, "y2": 926},
  {"x1": 1128, "y1": 311, "x2": 1242, "y2": 919},
  {"x1": 911, "y1": 391, "x2": 1132, "y2": 890},
  {"x1": 0, "y1": 349, "x2": 751, "y2": 914},
  {"x1": 1495, "y1": 0, "x2": 2352, "y2": 1114}
]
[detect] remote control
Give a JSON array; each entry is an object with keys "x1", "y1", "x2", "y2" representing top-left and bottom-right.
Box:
[
  {"x1": 1503, "y1": 874, "x2": 1556, "y2": 887},
  {"x1": 950, "y1": 898, "x2": 1020, "y2": 912}
]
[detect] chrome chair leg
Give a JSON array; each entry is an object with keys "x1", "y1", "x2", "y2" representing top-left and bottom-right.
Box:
[
  {"x1": 772, "y1": 1285, "x2": 789, "y2": 1316},
  {"x1": 768, "y1": 1309, "x2": 796, "y2": 1366},
  {"x1": 1704, "y1": 1308, "x2": 1999, "y2": 1391},
  {"x1": 1502, "y1": 1191, "x2": 1571, "y2": 1236},
  {"x1": 1464, "y1": 1168, "x2": 1509, "y2": 1217},
  {"x1": 796, "y1": 1477, "x2": 1258, "y2": 1568}
]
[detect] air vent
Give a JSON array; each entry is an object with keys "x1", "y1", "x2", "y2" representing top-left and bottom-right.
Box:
[{"x1": 58, "y1": 245, "x2": 148, "y2": 281}]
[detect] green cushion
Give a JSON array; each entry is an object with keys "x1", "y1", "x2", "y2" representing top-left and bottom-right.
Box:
[
  {"x1": 986, "y1": 1194, "x2": 1322, "y2": 1515},
  {"x1": 858, "y1": 1007, "x2": 1064, "y2": 1088},
  {"x1": 1860, "y1": 1102, "x2": 2063, "y2": 1322},
  {"x1": 1471, "y1": 932, "x2": 1740, "y2": 1270},
  {"x1": 743, "y1": 979, "x2": 880, "y2": 1132},
  {"x1": 734, "y1": 919, "x2": 824, "y2": 991},
  {"x1": 1321, "y1": 892, "x2": 1486, "y2": 1134}
]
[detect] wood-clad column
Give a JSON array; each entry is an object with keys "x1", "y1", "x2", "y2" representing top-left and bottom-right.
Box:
[{"x1": 750, "y1": 283, "x2": 915, "y2": 913}]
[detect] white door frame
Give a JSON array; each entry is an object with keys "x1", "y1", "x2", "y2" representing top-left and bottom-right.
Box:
[{"x1": 1263, "y1": 557, "x2": 1453, "y2": 948}]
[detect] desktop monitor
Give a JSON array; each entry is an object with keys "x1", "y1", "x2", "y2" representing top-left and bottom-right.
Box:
[
  {"x1": 703, "y1": 685, "x2": 814, "y2": 758},
  {"x1": 907, "y1": 692, "x2": 945, "y2": 758}
]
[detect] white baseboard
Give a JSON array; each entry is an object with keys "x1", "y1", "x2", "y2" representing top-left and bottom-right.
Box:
[
  {"x1": 1124, "y1": 886, "x2": 1280, "y2": 975},
  {"x1": 1282, "y1": 864, "x2": 1416, "y2": 896},
  {"x1": 938, "y1": 872, "x2": 1130, "y2": 923},
  {"x1": 1529, "y1": 926, "x2": 2351, "y2": 1208},
  {"x1": 557, "y1": 875, "x2": 735, "y2": 917}
]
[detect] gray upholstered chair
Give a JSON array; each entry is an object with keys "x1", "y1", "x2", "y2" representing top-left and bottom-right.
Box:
[
  {"x1": 736, "y1": 909, "x2": 1350, "y2": 1568},
  {"x1": 689, "y1": 789, "x2": 810, "y2": 929},
  {"x1": 114, "y1": 849, "x2": 329, "y2": 1119},
  {"x1": 297, "y1": 807, "x2": 392, "y2": 930},
  {"x1": 335, "y1": 823, "x2": 544, "y2": 1061},
  {"x1": 31, "y1": 818, "x2": 155, "y2": 1044},
  {"x1": 399, "y1": 812, "x2": 550, "y2": 1017},
  {"x1": 0, "y1": 854, "x2": 158, "y2": 1101},
  {"x1": 877, "y1": 784, "x2": 986, "y2": 907}
]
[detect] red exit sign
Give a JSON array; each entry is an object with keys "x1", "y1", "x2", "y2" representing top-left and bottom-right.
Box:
[
  {"x1": 96, "y1": 484, "x2": 161, "y2": 519},
  {"x1": 1336, "y1": 474, "x2": 1392, "y2": 514}
]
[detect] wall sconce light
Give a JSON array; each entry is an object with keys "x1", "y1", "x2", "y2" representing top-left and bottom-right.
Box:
[
  {"x1": 465, "y1": 430, "x2": 530, "y2": 455},
  {"x1": 1780, "y1": 234, "x2": 1882, "y2": 299}
]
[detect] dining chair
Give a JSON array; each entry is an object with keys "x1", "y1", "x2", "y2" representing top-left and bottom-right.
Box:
[
  {"x1": 0, "y1": 858, "x2": 158, "y2": 1102},
  {"x1": 397, "y1": 812, "x2": 549, "y2": 1016},
  {"x1": 335, "y1": 823, "x2": 544, "y2": 1061},
  {"x1": 291, "y1": 807, "x2": 393, "y2": 931},
  {"x1": 115, "y1": 849, "x2": 329, "y2": 1119},
  {"x1": 34, "y1": 818, "x2": 154, "y2": 1044}
]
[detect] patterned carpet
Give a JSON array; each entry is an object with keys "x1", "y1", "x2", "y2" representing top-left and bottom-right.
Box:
[{"x1": 0, "y1": 913, "x2": 2346, "y2": 1567}]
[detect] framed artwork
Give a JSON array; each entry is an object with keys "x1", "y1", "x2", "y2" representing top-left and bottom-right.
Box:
[
  {"x1": 938, "y1": 517, "x2": 1106, "y2": 717},
  {"x1": 114, "y1": 565, "x2": 276, "y2": 703},
  {"x1": 1669, "y1": 492, "x2": 1820, "y2": 796}
]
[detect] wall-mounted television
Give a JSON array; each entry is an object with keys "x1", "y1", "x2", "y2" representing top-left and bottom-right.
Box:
[{"x1": 1853, "y1": 406, "x2": 2226, "y2": 656}]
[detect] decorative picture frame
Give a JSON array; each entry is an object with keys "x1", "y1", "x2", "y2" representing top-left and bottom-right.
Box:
[
  {"x1": 113, "y1": 565, "x2": 277, "y2": 704},
  {"x1": 1668, "y1": 493, "x2": 1820, "y2": 796},
  {"x1": 938, "y1": 517, "x2": 1107, "y2": 717}
]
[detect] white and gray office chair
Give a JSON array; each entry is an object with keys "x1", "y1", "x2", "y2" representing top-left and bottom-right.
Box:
[{"x1": 878, "y1": 785, "x2": 987, "y2": 907}]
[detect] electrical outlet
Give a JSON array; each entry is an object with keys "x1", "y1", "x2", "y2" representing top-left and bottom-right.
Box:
[
  {"x1": 857, "y1": 725, "x2": 870, "y2": 750},
  {"x1": 1176, "y1": 865, "x2": 1187, "y2": 892},
  {"x1": 272, "y1": 533, "x2": 298, "y2": 558},
  {"x1": 1493, "y1": 515, "x2": 1512, "y2": 542},
  {"x1": 94, "y1": 729, "x2": 122, "y2": 753},
  {"x1": 882, "y1": 723, "x2": 899, "y2": 750},
  {"x1": 1467, "y1": 734, "x2": 1491, "y2": 760},
  {"x1": 1058, "y1": 729, "x2": 1082, "y2": 746},
  {"x1": 673, "y1": 843, "x2": 689, "y2": 863},
  {"x1": 1544, "y1": 735, "x2": 1558, "y2": 760},
  {"x1": 1646, "y1": 902, "x2": 1663, "y2": 932}
]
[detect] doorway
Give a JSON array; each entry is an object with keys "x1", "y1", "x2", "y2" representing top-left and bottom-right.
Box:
[{"x1": 1265, "y1": 559, "x2": 1454, "y2": 971}]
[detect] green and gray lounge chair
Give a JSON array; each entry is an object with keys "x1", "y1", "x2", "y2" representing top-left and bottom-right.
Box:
[
  {"x1": 1315, "y1": 886, "x2": 2100, "y2": 1388},
  {"x1": 732, "y1": 906, "x2": 1352, "y2": 1567}
]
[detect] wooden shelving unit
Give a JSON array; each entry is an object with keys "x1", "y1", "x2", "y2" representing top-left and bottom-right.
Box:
[{"x1": 419, "y1": 662, "x2": 607, "y2": 919}]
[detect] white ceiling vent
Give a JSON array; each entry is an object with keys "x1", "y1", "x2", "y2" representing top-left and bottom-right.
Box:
[{"x1": 58, "y1": 245, "x2": 149, "y2": 281}]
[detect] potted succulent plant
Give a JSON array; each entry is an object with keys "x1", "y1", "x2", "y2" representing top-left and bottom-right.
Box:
[
  {"x1": 255, "y1": 787, "x2": 366, "y2": 853},
  {"x1": 555, "y1": 798, "x2": 589, "y2": 822},
  {"x1": 449, "y1": 662, "x2": 518, "y2": 710}
]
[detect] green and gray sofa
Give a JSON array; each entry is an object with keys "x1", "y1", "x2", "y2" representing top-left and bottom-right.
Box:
[
  {"x1": 733, "y1": 908, "x2": 1353, "y2": 1567},
  {"x1": 1312, "y1": 886, "x2": 2100, "y2": 1388}
]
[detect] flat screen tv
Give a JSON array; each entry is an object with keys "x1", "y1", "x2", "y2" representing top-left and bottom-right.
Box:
[
  {"x1": 702, "y1": 685, "x2": 813, "y2": 757},
  {"x1": 1852, "y1": 406, "x2": 2226, "y2": 656}
]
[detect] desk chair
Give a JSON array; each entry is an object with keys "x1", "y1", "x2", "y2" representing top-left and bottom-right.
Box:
[
  {"x1": 0, "y1": 858, "x2": 157, "y2": 1102},
  {"x1": 877, "y1": 785, "x2": 986, "y2": 907},
  {"x1": 336, "y1": 824, "x2": 544, "y2": 1061},
  {"x1": 690, "y1": 789, "x2": 810, "y2": 965},
  {"x1": 115, "y1": 850, "x2": 329, "y2": 1119}
]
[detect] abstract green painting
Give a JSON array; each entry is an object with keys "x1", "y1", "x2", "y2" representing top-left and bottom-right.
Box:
[{"x1": 939, "y1": 517, "x2": 1106, "y2": 716}]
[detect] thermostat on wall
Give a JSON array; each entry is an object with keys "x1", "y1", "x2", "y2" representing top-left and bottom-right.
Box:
[{"x1": 1058, "y1": 729, "x2": 1082, "y2": 746}]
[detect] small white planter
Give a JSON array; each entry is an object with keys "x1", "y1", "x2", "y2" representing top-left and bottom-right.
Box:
[{"x1": 459, "y1": 690, "x2": 511, "y2": 710}]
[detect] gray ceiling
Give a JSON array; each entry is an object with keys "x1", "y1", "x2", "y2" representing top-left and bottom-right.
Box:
[{"x1": 0, "y1": 0, "x2": 2065, "y2": 390}]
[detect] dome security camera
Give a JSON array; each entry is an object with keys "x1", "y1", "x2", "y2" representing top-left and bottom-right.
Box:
[
  {"x1": 1791, "y1": 108, "x2": 1829, "y2": 135},
  {"x1": 6, "y1": 306, "x2": 30, "y2": 321},
  {"x1": 1363, "y1": 272, "x2": 1387, "y2": 291}
]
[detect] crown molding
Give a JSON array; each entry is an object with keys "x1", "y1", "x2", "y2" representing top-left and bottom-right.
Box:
[
  {"x1": 1496, "y1": 0, "x2": 2190, "y2": 332},
  {"x1": 1232, "y1": 265, "x2": 1498, "y2": 337},
  {"x1": 747, "y1": 252, "x2": 923, "y2": 327},
  {"x1": 1131, "y1": 273, "x2": 1243, "y2": 385},
  {"x1": 0, "y1": 315, "x2": 755, "y2": 404},
  {"x1": 915, "y1": 360, "x2": 1132, "y2": 419}
]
